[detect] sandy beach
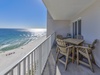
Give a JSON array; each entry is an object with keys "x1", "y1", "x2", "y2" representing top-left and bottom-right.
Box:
[{"x1": 0, "y1": 36, "x2": 46, "y2": 72}]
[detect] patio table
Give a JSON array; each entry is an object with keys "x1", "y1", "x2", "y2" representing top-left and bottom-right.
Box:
[
  {"x1": 64, "y1": 38, "x2": 84, "y2": 63},
  {"x1": 64, "y1": 38, "x2": 84, "y2": 45}
]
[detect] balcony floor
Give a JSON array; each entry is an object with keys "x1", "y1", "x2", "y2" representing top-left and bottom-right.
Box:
[{"x1": 42, "y1": 46, "x2": 100, "y2": 75}]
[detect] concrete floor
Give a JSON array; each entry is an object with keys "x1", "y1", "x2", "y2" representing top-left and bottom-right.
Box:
[{"x1": 42, "y1": 47, "x2": 100, "y2": 75}]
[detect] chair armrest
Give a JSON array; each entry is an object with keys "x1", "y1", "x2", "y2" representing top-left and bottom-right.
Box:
[
  {"x1": 75, "y1": 46, "x2": 91, "y2": 50},
  {"x1": 82, "y1": 42, "x2": 91, "y2": 47},
  {"x1": 66, "y1": 45, "x2": 74, "y2": 49}
]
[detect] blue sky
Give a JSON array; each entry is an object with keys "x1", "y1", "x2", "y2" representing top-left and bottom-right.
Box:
[{"x1": 0, "y1": 0, "x2": 47, "y2": 28}]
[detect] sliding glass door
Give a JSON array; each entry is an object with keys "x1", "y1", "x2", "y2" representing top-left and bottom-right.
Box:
[
  {"x1": 78, "y1": 19, "x2": 81, "y2": 35},
  {"x1": 73, "y1": 19, "x2": 81, "y2": 38}
]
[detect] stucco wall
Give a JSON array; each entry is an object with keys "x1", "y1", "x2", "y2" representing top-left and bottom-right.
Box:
[
  {"x1": 47, "y1": 12, "x2": 71, "y2": 37},
  {"x1": 71, "y1": 0, "x2": 100, "y2": 67}
]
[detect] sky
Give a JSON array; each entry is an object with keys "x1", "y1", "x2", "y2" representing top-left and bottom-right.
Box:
[{"x1": 0, "y1": 0, "x2": 47, "y2": 28}]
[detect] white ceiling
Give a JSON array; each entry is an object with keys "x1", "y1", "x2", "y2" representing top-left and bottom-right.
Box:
[{"x1": 43, "y1": 0, "x2": 96, "y2": 20}]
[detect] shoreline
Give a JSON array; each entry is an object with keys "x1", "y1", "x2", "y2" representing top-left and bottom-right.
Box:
[{"x1": 0, "y1": 36, "x2": 46, "y2": 72}]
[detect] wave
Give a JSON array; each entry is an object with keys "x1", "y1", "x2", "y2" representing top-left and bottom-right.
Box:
[
  {"x1": 0, "y1": 44, "x2": 11, "y2": 49},
  {"x1": 0, "y1": 40, "x2": 28, "y2": 51}
]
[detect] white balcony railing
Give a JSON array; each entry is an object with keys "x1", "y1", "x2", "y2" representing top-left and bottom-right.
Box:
[{"x1": 0, "y1": 32, "x2": 55, "y2": 75}]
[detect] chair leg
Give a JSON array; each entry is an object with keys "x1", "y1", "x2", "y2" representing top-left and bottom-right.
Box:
[
  {"x1": 87, "y1": 52, "x2": 94, "y2": 72},
  {"x1": 91, "y1": 52, "x2": 96, "y2": 65},
  {"x1": 59, "y1": 55, "x2": 65, "y2": 59},
  {"x1": 65, "y1": 49, "x2": 69, "y2": 70},
  {"x1": 72, "y1": 47, "x2": 75, "y2": 63},
  {"x1": 56, "y1": 46, "x2": 59, "y2": 53},
  {"x1": 56, "y1": 51, "x2": 60, "y2": 64},
  {"x1": 77, "y1": 49, "x2": 79, "y2": 65}
]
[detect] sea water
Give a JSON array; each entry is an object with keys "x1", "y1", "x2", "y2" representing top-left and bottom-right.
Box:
[{"x1": 0, "y1": 28, "x2": 46, "y2": 51}]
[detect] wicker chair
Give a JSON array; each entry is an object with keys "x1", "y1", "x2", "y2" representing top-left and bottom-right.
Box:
[
  {"x1": 56, "y1": 38, "x2": 74, "y2": 70},
  {"x1": 76, "y1": 46, "x2": 94, "y2": 72}
]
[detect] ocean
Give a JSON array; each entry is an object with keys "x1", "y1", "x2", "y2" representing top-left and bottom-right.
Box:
[{"x1": 0, "y1": 28, "x2": 46, "y2": 51}]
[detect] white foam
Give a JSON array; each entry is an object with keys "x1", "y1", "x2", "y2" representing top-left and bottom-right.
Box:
[{"x1": 0, "y1": 44, "x2": 10, "y2": 49}]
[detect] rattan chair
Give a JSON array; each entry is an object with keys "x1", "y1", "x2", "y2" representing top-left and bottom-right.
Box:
[
  {"x1": 56, "y1": 38, "x2": 73, "y2": 70},
  {"x1": 76, "y1": 46, "x2": 94, "y2": 72}
]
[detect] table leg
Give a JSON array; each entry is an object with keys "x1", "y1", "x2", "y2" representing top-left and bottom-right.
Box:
[{"x1": 72, "y1": 47, "x2": 75, "y2": 63}]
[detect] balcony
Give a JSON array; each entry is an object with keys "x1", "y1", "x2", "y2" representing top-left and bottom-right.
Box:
[{"x1": 1, "y1": 32, "x2": 100, "y2": 75}]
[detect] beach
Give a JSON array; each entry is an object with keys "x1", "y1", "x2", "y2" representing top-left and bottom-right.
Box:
[{"x1": 0, "y1": 36, "x2": 46, "y2": 72}]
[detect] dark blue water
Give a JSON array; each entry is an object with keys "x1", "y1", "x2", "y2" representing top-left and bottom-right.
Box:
[{"x1": 0, "y1": 29, "x2": 45, "y2": 51}]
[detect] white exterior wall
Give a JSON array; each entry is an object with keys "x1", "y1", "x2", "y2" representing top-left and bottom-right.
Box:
[
  {"x1": 47, "y1": 12, "x2": 71, "y2": 37},
  {"x1": 71, "y1": 0, "x2": 100, "y2": 67}
]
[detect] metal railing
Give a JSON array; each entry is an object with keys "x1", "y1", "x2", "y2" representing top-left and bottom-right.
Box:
[{"x1": 0, "y1": 32, "x2": 55, "y2": 75}]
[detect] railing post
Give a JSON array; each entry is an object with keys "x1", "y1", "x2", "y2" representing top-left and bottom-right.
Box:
[
  {"x1": 23, "y1": 58, "x2": 26, "y2": 75},
  {"x1": 17, "y1": 63, "x2": 21, "y2": 75},
  {"x1": 31, "y1": 52, "x2": 33, "y2": 75},
  {"x1": 9, "y1": 70, "x2": 13, "y2": 75},
  {"x1": 27, "y1": 55, "x2": 30, "y2": 75},
  {"x1": 34, "y1": 50, "x2": 36, "y2": 75},
  {"x1": 39, "y1": 45, "x2": 42, "y2": 74}
]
